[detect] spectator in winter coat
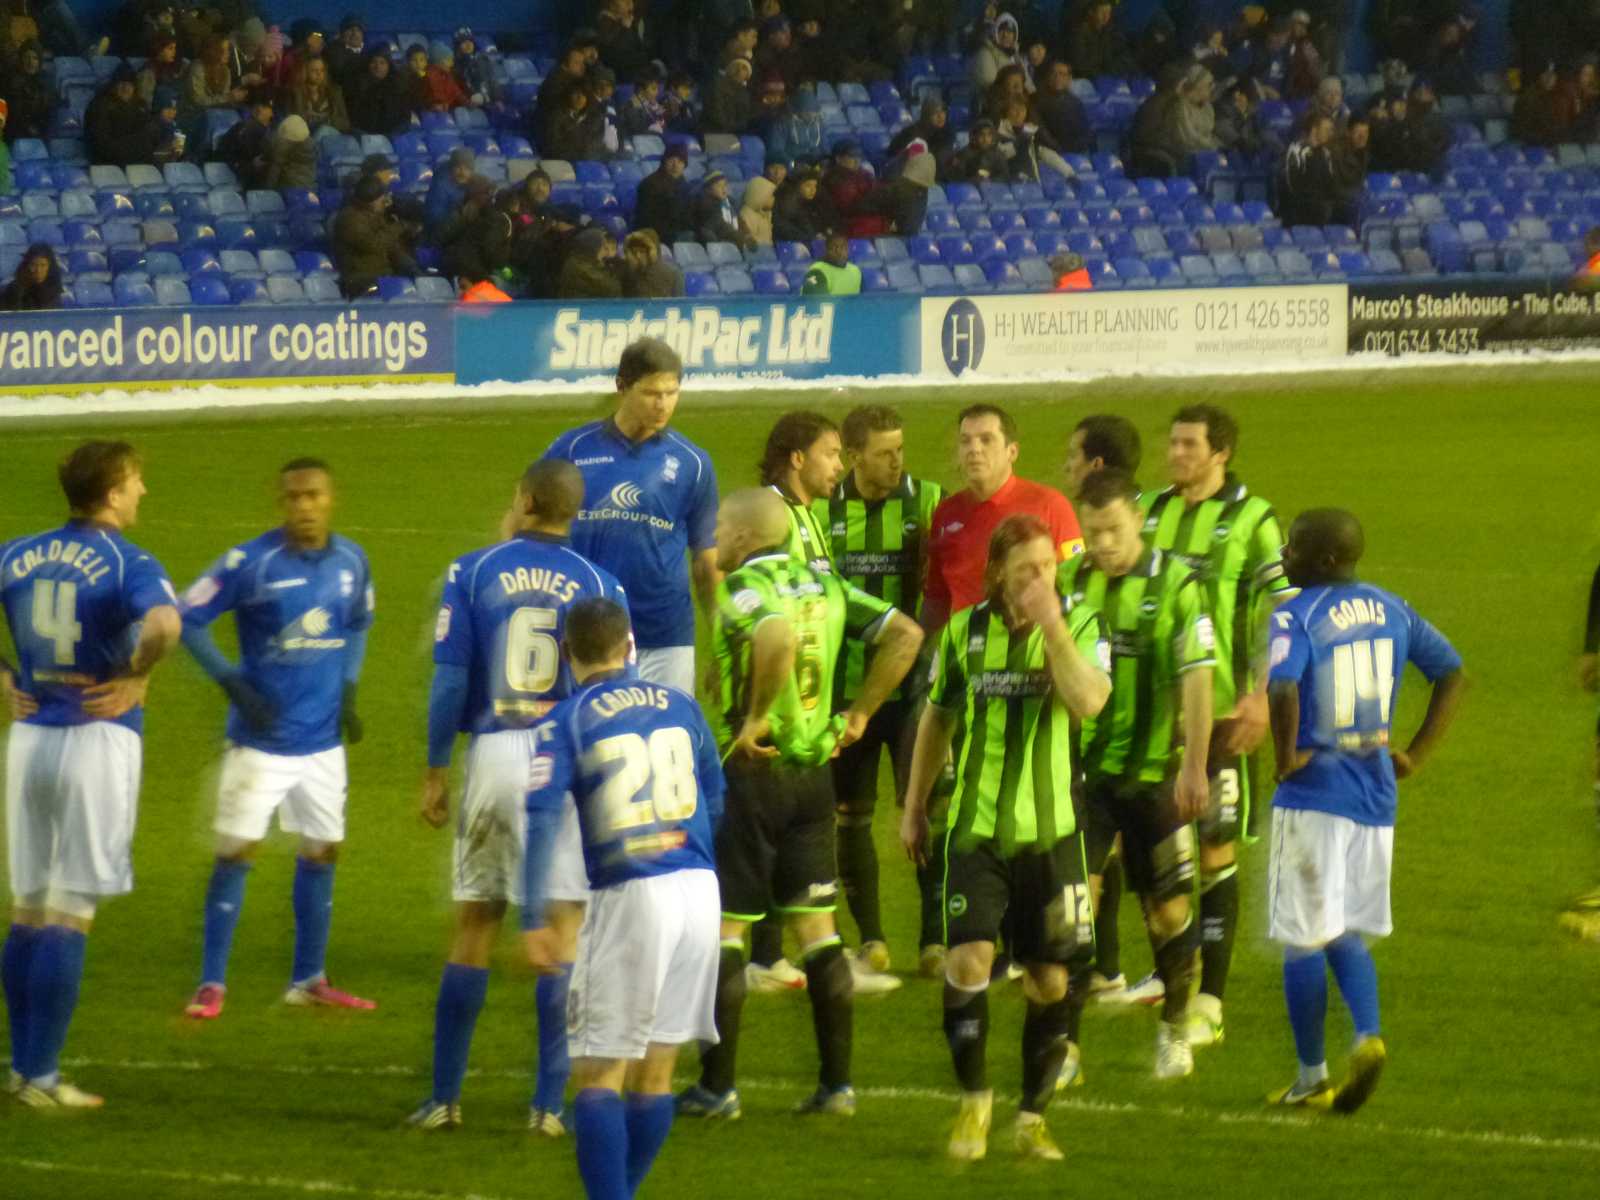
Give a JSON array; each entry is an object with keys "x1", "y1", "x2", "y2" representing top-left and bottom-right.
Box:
[
  {"x1": 285, "y1": 57, "x2": 352, "y2": 135},
  {"x1": 1312, "y1": 76, "x2": 1350, "y2": 134},
  {"x1": 696, "y1": 171, "x2": 750, "y2": 246},
  {"x1": 1402, "y1": 78, "x2": 1451, "y2": 174},
  {"x1": 766, "y1": 83, "x2": 826, "y2": 164},
  {"x1": 453, "y1": 28, "x2": 498, "y2": 106},
  {"x1": 282, "y1": 19, "x2": 326, "y2": 83},
  {"x1": 983, "y1": 63, "x2": 1031, "y2": 123},
  {"x1": 87, "y1": 65, "x2": 164, "y2": 167},
  {"x1": 621, "y1": 229, "x2": 686, "y2": 297},
  {"x1": 740, "y1": 174, "x2": 777, "y2": 245},
  {"x1": 941, "y1": 117, "x2": 1011, "y2": 181},
  {"x1": 557, "y1": 226, "x2": 624, "y2": 298},
  {"x1": 545, "y1": 85, "x2": 607, "y2": 160},
  {"x1": 425, "y1": 147, "x2": 478, "y2": 232},
  {"x1": 324, "y1": 14, "x2": 368, "y2": 95},
  {"x1": 998, "y1": 98, "x2": 1073, "y2": 182},
  {"x1": 621, "y1": 68, "x2": 668, "y2": 138},
  {"x1": 663, "y1": 72, "x2": 701, "y2": 136},
  {"x1": 887, "y1": 97, "x2": 955, "y2": 161},
  {"x1": 188, "y1": 36, "x2": 249, "y2": 116},
  {"x1": 215, "y1": 97, "x2": 274, "y2": 188},
  {"x1": 349, "y1": 48, "x2": 414, "y2": 136},
  {"x1": 755, "y1": 17, "x2": 805, "y2": 92},
  {"x1": 1279, "y1": 113, "x2": 1337, "y2": 226},
  {"x1": 773, "y1": 168, "x2": 830, "y2": 241},
  {"x1": 1422, "y1": 14, "x2": 1478, "y2": 98},
  {"x1": 1285, "y1": 9, "x2": 1325, "y2": 100},
  {"x1": 1213, "y1": 79, "x2": 1277, "y2": 159},
  {"x1": 1033, "y1": 58, "x2": 1089, "y2": 155},
  {"x1": 440, "y1": 177, "x2": 516, "y2": 286},
  {"x1": 262, "y1": 113, "x2": 318, "y2": 187},
  {"x1": 421, "y1": 42, "x2": 472, "y2": 112},
  {"x1": 1514, "y1": 62, "x2": 1569, "y2": 147},
  {"x1": 1329, "y1": 115, "x2": 1369, "y2": 227},
  {"x1": 971, "y1": 12, "x2": 1024, "y2": 91},
  {"x1": 847, "y1": 148, "x2": 933, "y2": 237},
  {"x1": 534, "y1": 43, "x2": 591, "y2": 148},
  {"x1": 634, "y1": 147, "x2": 693, "y2": 241},
  {"x1": 705, "y1": 56, "x2": 755, "y2": 134},
  {"x1": 597, "y1": 0, "x2": 651, "y2": 83},
  {"x1": 332, "y1": 174, "x2": 420, "y2": 297},
  {"x1": 1, "y1": 43, "x2": 55, "y2": 141},
  {"x1": 1067, "y1": 1, "x2": 1135, "y2": 79},
  {"x1": 0, "y1": 243, "x2": 63, "y2": 310},
  {"x1": 822, "y1": 139, "x2": 875, "y2": 227},
  {"x1": 137, "y1": 33, "x2": 186, "y2": 110}
]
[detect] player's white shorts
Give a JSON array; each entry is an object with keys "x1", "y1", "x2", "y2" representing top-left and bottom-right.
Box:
[
  {"x1": 636, "y1": 646, "x2": 695, "y2": 693},
  {"x1": 6, "y1": 722, "x2": 142, "y2": 899},
  {"x1": 215, "y1": 744, "x2": 347, "y2": 844},
  {"x1": 568, "y1": 867, "x2": 721, "y2": 1060},
  {"x1": 1267, "y1": 806, "x2": 1394, "y2": 947},
  {"x1": 453, "y1": 730, "x2": 589, "y2": 905}
]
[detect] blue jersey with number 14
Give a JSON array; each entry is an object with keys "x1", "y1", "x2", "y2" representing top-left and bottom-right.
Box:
[
  {"x1": 0, "y1": 521, "x2": 176, "y2": 735},
  {"x1": 434, "y1": 532, "x2": 628, "y2": 733},
  {"x1": 528, "y1": 673, "x2": 723, "y2": 892},
  {"x1": 1269, "y1": 581, "x2": 1461, "y2": 827}
]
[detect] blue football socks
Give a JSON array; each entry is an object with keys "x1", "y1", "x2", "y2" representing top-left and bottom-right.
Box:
[
  {"x1": 290, "y1": 858, "x2": 335, "y2": 987},
  {"x1": 431, "y1": 962, "x2": 489, "y2": 1104},
  {"x1": 624, "y1": 1092, "x2": 674, "y2": 1195},
  {"x1": 200, "y1": 858, "x2": 251, "y2": 986},
  {"x1": 573, "y1": 1088, "x2": 629, "y2": 1200},
  {"x1": 2, "y1": 924, "x2": 40, "y2": 1076},
  {"x1": 1282, "y1": 948, "x2": 1329, "y2": 1071},
  {"x1": 1325, "y1": 932, "x2": 1382, "y2": 1039},
  {"x1": 23, "y1": 926, "x2": 87, "y2": 1085},
  {"x1": 533, "y1": 963, "x2": 573, "y2": 1113}
]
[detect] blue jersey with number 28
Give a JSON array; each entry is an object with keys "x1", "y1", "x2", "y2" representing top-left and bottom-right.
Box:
[
  {"x1": 434, "y1": 532, "x2": 628, "y2": 733},
  {"x1": 0, "y1": 521, "x2": 176, "y2": 735},
  {"x1": 527, "y1": 673, "x2": 724, "y2": 892},
  {"x1": 1269, "y1": 581, "x2": 1461, "y2": 827}
]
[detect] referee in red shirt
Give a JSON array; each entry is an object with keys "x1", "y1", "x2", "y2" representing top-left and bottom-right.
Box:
[{"x1": 923, "y1": 404, "x2": 1085, "y2": 634}]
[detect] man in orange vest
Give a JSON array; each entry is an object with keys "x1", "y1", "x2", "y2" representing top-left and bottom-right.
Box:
[
  {"x1": 1049, "y1": 251, "x2": 1091, "y2": 291},
  {"x1": 460, "y1": 274, "x2": 512, "y2": 303}
]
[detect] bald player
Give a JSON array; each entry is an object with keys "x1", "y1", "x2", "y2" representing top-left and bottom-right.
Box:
[{"x1": 1265, "y1": 508, "x2": 1464, "y2": 1112}]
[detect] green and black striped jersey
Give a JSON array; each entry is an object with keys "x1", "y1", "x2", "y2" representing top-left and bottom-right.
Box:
[
  {"x1": 1140, "y1": 474, "x2": 1291, "y2": 713},
  {"x1": 772, "y1": 485, "x2": 834, "y2": 574},
  {"x1": 928, "y1": 595, "x2": 1110, "y2": 855},
  {"x1": 711, "y1": 551, "x2": 896, "y2": 765},
  {"x1": 814, "y1": 472, "x2": 943, "y2": 701},
  {"x1": 1059, "y1": 548, "x2": 1216, "y2": 784}
]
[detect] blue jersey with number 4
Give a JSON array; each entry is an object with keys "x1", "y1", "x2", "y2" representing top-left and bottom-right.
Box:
[
  {"x1": 180, "y1": 529, "x2": 374, "y2": 755},
  {"x1": 1, "y1": 522, "x2": 176, "y2": 735},
  {"x1": 544, "y1": 420, "x2": 718, "y2": 651},
  {"x1": 434, "y1": 532, "x2": 628, "y2": 733},
  {"x1": 528, "y1": 673, "x2": 723, "y2": 892},
  {"x1": 1269, "y1": 581, "x2": 1461, "y2": 826}
]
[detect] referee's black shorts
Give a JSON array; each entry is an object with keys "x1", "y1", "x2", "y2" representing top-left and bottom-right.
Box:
[{"x1": 716, "y1": 756, "x2": 838, "y2": 921}]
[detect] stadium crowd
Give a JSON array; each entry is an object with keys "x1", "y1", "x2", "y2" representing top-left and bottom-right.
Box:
[{"x1": 4, "y1": 1, "x2": 1600, "y2": 303}]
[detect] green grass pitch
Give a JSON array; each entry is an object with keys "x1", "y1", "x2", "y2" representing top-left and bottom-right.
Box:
[{"x1": 2, "y1": 363, "x2": 1598, "y2": 1200}]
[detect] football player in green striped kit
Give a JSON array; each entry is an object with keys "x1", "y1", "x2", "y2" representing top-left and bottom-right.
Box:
[
  {"x1": 1060, "y1": 469, "x2": 1217, "y2": 1081},
  {"x1": 814, "y1": 406, "x2": 945, "y2": 979},
  {"x1": 1139, "y1": 405, "x2": 1294, "y2": 1047},
  {"x1": 902, "y1": 513, "x2": 1112, "y2": 1162}
]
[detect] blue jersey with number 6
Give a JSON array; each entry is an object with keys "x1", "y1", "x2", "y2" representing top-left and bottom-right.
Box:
[
  {"x1": 434, "y1": 532, "x2": 628, "y2": 733},
  {"x1": 528, "y1": 673, "x2": 723, "y2": 891},
  {"x1": 1269, "y1": 581, "x2": 1461, "y2": 826},
  {"x1": 0, "y1": 521, "x2": 176, "y2": 734}
]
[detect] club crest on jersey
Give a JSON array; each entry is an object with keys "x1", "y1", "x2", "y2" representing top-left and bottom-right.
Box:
[
  {"x1": 947, "y1": 893, "x2": 968, "y2": 917},
  {"x1": 1141, "y1": 597, "x2": 1159, "y2": 615},
  {"x1": 1212, "y1": 524, "x2": 1231, "y2": 542},
  {"x1": 662, "y1": 455, "x2": 680, "y2": 483},
  {"x1": 339, "y1": 569, "x2": 354, "y2": 597}
]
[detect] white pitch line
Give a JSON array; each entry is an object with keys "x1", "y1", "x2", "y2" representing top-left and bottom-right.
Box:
[
  {"x1": 0, "y1": 1157, "x2": 516, "y2": 1200},
  {"x1": 60, "y1": 1056, "x2": 1600, "y2": 1157}
]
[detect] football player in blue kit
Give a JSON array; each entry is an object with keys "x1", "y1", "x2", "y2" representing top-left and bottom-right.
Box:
[
  {"x1": 521, "y1": 597, "x2": 725, "y2": 1200},
  {"x1": 411, "y1": 460, "x2": 629, "y2": 1134},
  {"x1": 1265, "y1": 508, "x2": 1466, "y2": 1113},
  {"x1": 1, "y1": 441, "x2": 182, "y2": 1107},
  {"x1": 178, "y1": 459, "x2": 377, "y2": 1019}
]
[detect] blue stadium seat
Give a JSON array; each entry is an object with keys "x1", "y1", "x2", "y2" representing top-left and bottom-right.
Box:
[
  {"x1": 1146, "y1": 256, "x2": 1181, "y2": 286},
  {"x1": 1275, "y1": 249, "x2": 1314, "y2": 279},
  {"x1": 295, "y1": 251, "x2": 335, "y2": 275},
  {"x1": 113, "y1": 273, "x2": 156, "y2": 305},
  {"x1": 1290, "y1": 226, "x2": 1327, "y2": 251},
  {"x1": 220, "y1": 250, "x2": 262, "y2": 278},
  {"x1": 957, "y1": 207, "x2": 993, "y2": 233},
  {"x1": 303, "y1": 272, "x2": 343, "y2": 302},
  {"x1": 163, "y1": 162, "x2": 207, "y2": 193},
  {"x1": 706, "y1": 241, "x2": 743, "y2": 267},
  {"x1": 21, "y1": 190, "x2": 60, "y2": 220},
  {"x1": 987, "y1": 208, "x2": 1025, "y2": 235},
  {"x1": 1179, "y1": 254, "x2": 1217, "y2": 284},
  {"x1": 94, "y1": 190, "x2": 134, "y2": 219},
  {"x1": 71, "y1": 278, "x2": 113, "y2": 307},
  {"x1": 860, "y1": 266, "x2": 891, "y2": 292},
  {"x1": 1211, "y1": 252, "x2": 1245, "y2": 282},
  {"x1": 885, "y1": 261, "x2": 921, "y2": 292},
  {"x1": 154, "y1": 276, "x2": 194, "y2": 305},
  {"x1": 967, "y1": 233, "x2": 1005, "y2": 263},
  {"x1": 1112, "y1": 256, "x2": 1151, "y2": 284},
  {"x1": 1015, "y1": 257, "x2": 1053, "y2": 289},
  {"x1": 673, "y1": 241, "x2": 711, "y2": 269},
  {"x1": 394, "y1": 131, "x2": 429, "y2": 159},
  {"x1": 255, "y1": 248, "x2": 296, "y2": 276},
  {"x1": 210, "y1": 189, "x2": 247, "y2": 218},
  {"x1": 1243, "y1": 250, "x2": 1280, "y2": 281},
  {"x1": 67, "y1": 249, "x2": 110, "y2": 280},
  {"x1": 922, "y1": 207, "x2": 959, "y2": 234},
  {"x1": 1002, "y1": 232, "x2": 1038, "y2": 260},
  {"x1": 917, "y1": 263, "x2": 958, "y2": 294},
  {"x1": 715, "y1": 266, "x2": 754, "y2": 294},
  {"x1": 51, "y1": 163, "x2": 90, "y2": 191},
  {"x1": 11, "y1": 137, "x2": 48, "y2": 161},
  {"x1": 142, "y1": 251, "x2": 182, "y2": 276},
  {"x1": 952, "y1": 262, "x2": 988, "y2": 292},
  {"x1": 415, "y1": 275, "x2": 457, "y2": 302},
  {"x1": 181, "y1": 249, "x2": 221, "y2": 275},
  {"x1": 751, "y1": 267, "x2": 790, "y2": 294},
  {"x1": 62, "y1": 220, "x2": 101, "y2": 249},
  {"x1": 228, "y1": 276, "x2": 270, "y2": 304},
  {"x1": 28, "y1": 220, "x2": 66, "y2": 249},
  {"x1": 204, "y1": 163, "x2": 239, "y2": 189},
  {"x1": 266, "y1": 275, "x2": 308, "y2": 303},
  {"x1": 378, "y1": 276, "x2": 419, "y2": 302}
]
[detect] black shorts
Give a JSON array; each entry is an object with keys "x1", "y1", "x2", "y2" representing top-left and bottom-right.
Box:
[
  {"x1": 831, "y1": 697, "x2": 914, "y2": 819},
  {"x1": 716, "y1": 757, "x2": 838, "y2": 921},
  {"x1": 1083, "y1": 774, "x2": 1196, "y2": 904},
  {"x1": 943, "y1": 836, "x2": 1094, "y2": 967}
]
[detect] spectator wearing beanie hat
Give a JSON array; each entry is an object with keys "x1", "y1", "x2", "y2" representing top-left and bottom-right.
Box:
[
  {"x1": 421, "y1": 42, "x2": 472, "y2": 111},
  {"x1": 426, "y1": 146, "x2": 478, "y2": 232},
  {"x1": 87, "y1": 64, "x2": 164, "y2": 167},
  {"x1": 326, "y1": 14, "x2": 368, "y2": 95},
  {"x1": 263, "y1": 114, "x2": 318, "y2": 188},
  {"x1": 453, "y1": 28, "x2": 498, "y2": 106},
  {"x1": 333, "y1": 172, "x2": 420, "y2": 298},
  {"x1": 635, "y1": 146, "x2": 693, "y2": 242}
]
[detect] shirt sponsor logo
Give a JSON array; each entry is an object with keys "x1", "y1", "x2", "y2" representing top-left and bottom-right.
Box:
[
  {"x1": 971, "y1": 669, "x2": 1051, "y2": 698},
  {"x1": 608, "y1": 481, "x2": 644, "y2": 510},
  {"x1": 276, "y1": 605, "x2": 346, "y2": 652},
  {"x1": 732, "y1": 589, "x2": 763, "y2": 614}
]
